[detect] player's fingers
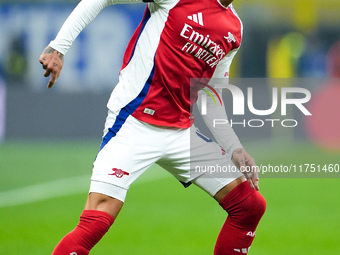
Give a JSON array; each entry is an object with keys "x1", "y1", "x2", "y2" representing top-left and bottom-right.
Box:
[
  {"x1": 253, "y1": 178, "x2": 259, "y2": 191},
  {"x1": 39, "y1": 55, "x2": 49, "y2": 69},
  {"x1": 251, "y1": 168, "x2": 260, "y2": 190},
  {"x1": 40, "y1": 59, "x2": 47, "y2": 68},
  {"x1": 239, "y1": 160, "x2": 247, "y2": 173},
  {"x1": 48, "y1": 81, "x2": 54, "y2": 89},
  {"x1": 43, "y1": 60, "x2": 57, "y2": 77},
  {"x1": 44, "y1": 69, "x2": 52, "y2": 77},
  {"x1": 247, "y1": 177, "x2": 256, "y2": 189},
  {"x1": 239, "y1": 163, "x2": 255, "y2": 189},
  {"x1": 48, "y1": 71, "x2": 58, "y2": 89},
  {"x1": 244, "y1": 157, "x2": 260, "y2": 190},
  {"x1": 243, "y1": 164, "x2": 258, "y2": 190},
  {"x1": 39, "y1": 55, "x2": 46, "y2": 64}
]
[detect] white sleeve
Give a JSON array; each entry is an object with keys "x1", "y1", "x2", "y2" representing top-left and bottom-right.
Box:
[
  {"x1": 49, "y1": 0, "x2": 147, "y2": 55},
  {"x1": 197, "y1": 48, "x2": 243, "y2": 158}
]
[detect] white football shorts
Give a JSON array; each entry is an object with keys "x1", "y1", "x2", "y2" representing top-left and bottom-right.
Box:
[{"x1": 89, "y1": 110, "x2": 243, "y2": 202}]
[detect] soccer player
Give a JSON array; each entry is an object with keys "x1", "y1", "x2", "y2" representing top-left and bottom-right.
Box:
[{"x1": 39, "y1": 0, "x2": 266, "y2": 254}]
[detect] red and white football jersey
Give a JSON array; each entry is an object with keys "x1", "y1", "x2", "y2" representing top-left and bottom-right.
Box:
[
  {"x1": 49, "y1": 0, "x2": 242, "y2": 129},
  {"x1": 108, "y1": 0, "x2": 242, "y2": 128}
]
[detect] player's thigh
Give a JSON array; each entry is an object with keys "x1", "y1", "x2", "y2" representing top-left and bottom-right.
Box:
[
  {"x1": 190, "y1": 130, "x2": 244, "y2": 197},
  {"x1": 159, "y1": 127, "x2": 244, "y2": 197},
  {"x1": 90, "y1": 111, "x2": 164, "y2": 202}
]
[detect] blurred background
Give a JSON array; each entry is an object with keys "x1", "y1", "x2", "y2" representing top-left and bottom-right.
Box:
[
  {"x1": 1, "y1": 0, "x2": 340, "y2": 254},
  {"x1": 1, "y1": 0, "x2": 340, "y2": 140}
]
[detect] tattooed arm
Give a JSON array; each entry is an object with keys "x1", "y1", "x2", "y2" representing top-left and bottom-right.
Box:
[
  {"x1": 38, "y1": 0, "x2": 146, "y2": 88},
  {"x1": 38, "y1": 0, "x2": 112, "y2": 88},
  {"x1": 197, "y1": 82, "x2": 259, "y2": 190},
  {"x1": 197, "y1": 88, "x2": 259, "y2": 190},
  {"x1": 39, "y1": 46, "x2": 64, "y2": 88}
]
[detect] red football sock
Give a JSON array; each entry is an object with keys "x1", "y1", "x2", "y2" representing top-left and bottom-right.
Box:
[
  {"x1": 52, "y1": 210, "x2": 114, "y2": 255},
  {"x1": 214, "y1": 182, "x2": 266, "y2": 255}
]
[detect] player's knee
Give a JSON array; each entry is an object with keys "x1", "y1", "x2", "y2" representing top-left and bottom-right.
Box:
[
  {"x1": 242, "y1": 191, "x2": 266, "y2": 228},
  {"x1": 85, "y1": 192, "x2": 124, "y2": 219},
  {"x1": 227, "y1": 190, "x2": 266, "y2": 229},
  {"x1": 247, "y1": 191, "x2": 266, "y2": 221}
]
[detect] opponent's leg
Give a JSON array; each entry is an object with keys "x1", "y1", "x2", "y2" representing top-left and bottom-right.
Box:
[
  {"x1": 52, "y1": 193, "x2": 123, "y2": 255},
  {"x1": 213, "y1": 179, "x2": 266, "y2": 255}
]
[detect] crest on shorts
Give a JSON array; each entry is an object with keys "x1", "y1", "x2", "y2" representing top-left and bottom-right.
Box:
[{"x1": 109, "y1": 168, "x2": 130, "y2": 178}]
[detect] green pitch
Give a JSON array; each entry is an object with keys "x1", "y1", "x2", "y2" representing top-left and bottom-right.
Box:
[{"x1": 0, "y1": 140, "x2": 339, "y2": 254}]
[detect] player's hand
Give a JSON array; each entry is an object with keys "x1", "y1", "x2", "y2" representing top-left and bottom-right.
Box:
[
  {"x1": 232, "y1": 148, "x2": 259, "y2": 190},
  {"x1": 39, "y1": 46, "x2": 64, "y2": 88}
]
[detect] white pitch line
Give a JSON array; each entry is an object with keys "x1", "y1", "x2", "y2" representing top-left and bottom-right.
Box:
[
  {"x1": 0, "y1": 171, "x2": 169, "y2": 208},
  {"x1": 0, "y1": 175, "x2": 90, "y2": 208}
]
